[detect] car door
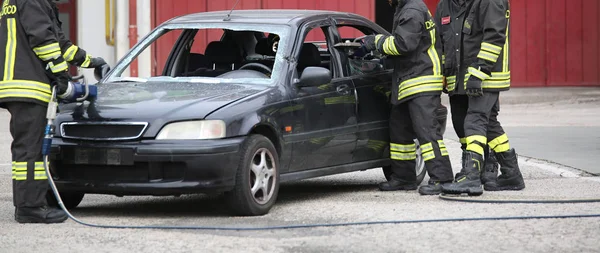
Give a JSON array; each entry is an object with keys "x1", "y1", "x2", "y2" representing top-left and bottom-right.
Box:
[
  {"x1": 329, "y1": 20, "x2": 394, "y2": 163},
  {"x1": 285, "y1": 20, "x2": 358, "y2": 172}
]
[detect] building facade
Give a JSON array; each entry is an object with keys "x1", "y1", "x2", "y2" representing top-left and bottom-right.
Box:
[{"x1": 62, "y1": 0, "x2": 599, "y2": 87}]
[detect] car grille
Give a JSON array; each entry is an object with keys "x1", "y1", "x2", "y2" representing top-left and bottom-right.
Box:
[{"x1": 60, "y1": 122, "x2": 148, "y2": 141}]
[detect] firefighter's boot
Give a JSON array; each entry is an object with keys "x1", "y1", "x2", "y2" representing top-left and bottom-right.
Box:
[
  {"x1": 441, "y1": 151, "x2": 484, "y2": 196},
  {"x1": 378, "y1": 176, "x2": 418, "y2": 191},
  {"x1": 484, "y1": 148, "x2": 525, "y2": 191},
  {"x1": 15, "y1": 206, "x2": 68, "y2": 224},
  {"x1": 481, "y1": 150, "x2": 499, "y2": 186},
  {"x1": 418, "y1": 180, "x2": 452, "y2": 195}
]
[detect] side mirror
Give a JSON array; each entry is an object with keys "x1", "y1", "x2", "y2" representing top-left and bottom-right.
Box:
[
  {"x1": 294, "y1": 67, "x2": 332, "y2": 88},
  {"x1": 94, "y1": 64, "x2": 111, "y2": 81}
]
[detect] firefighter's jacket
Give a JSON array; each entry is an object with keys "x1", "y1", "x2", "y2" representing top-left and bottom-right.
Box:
[
  {"x1": 435, "y1": 0, "x2": 511, "y2": 95},
  {"x1": 0, "y1": 0, "x2": 92, "y2": 107},
  {"x1": 372, "y1": 0, "x2": 443, "y2": 105}
]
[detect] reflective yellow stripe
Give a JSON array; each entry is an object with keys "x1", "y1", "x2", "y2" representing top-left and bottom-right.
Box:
[
  {"x1": 12, "y1": 161, "x2": 27, "y2": 181},
  {"x1": 324, "y1": 95, "x2": 355, "y2": 105},
  {"x1": 446, "y1": 76, "x2": 456, "y2": 91},
  {"x1": 33, "y1": 42, "x2": 61, "y2": 55},
  {"x1": 488, "y1": 72, "x2": 510, "y2": 80},
  {"x1": 390, "y1": 143, "x2": 416, "y2": 152},
  {"x1": 38, "y1": 51, "x2": 61, "y2": 61},
  {"x1": 398, "y1": 83, "x2": 443, "y2": 101},
  {"x1": 400, "y1": 75, "x2": 444, "y2": 87},
  {"x1": 0, "y1": 80, "x2": 52, "y2": 93},
  {"x1": 375, "y1": 34, "x2": 384, "y2": 45},
  {"x1": 481, "y1": 42, "x2": 502, "y2": 55},
  {"x1": 422, "y1": 151, "x2": 436, "y2": 161},
  {"x1": 503, "y1": 19, "x2": 510, "y2": 73},
  {"x1": 488, "y1": 134, "x2": 508, "y2": 149},
  {"x1": 493, "y1": 143, "x2": 510, "y2": 153},
  {"x1": 3, "y1": 18, "x2": 16, "y2": 81},
  {"x1": 391, "y1": 151, "x2": 417, "y2": 161},
  {"x1": 468, "y1": 67, "x2": 491, "y2": 80},
  {"x1": 0, "y1": 90, "x2": 51, "y2": 103},
  {"x1": 437, "y1": 140, "x2": 447, "y2": 149},
  {"x1": 81, "y1": 54, "x2": 92, "y2": 68},
  {"x1": 63, "y1": 45, "x2": 79, "y2": 62},
  {"x1": 35, "y1": 161, "x2": 48, "y2": 180},
  {"x1": 459, "y1": 137, "x2": 467, "y2": 145},
  {"x1": 428, "y1": 29, "x2": 442, "y2": 75},
  {"x1": 477, "y1": 51, "x2": 499, "y2": 63},
  {"x1": 48, "y1": 61, "x2": 68, "y2": 73},
  {"x1": 466, "y1": 144, "x2": 484, "y2": 156},
  {"x1": 441, "y1": 149, "x2": 449, "y2": 156},
  {"x1": 466, "y1": 135, "x2": 487, "y2": 145},
  {"x1": 383, "y1": 37, "x2": 400, "y2": 55},
  {"x1": 421, "y1": 142, "x2": 433, "y2": 153},
  {"x1": 466, "y1": 135, "x2": 486, "y2": 155}
]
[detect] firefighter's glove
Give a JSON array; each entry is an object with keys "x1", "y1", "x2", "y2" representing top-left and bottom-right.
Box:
[
  {"x1": 88, "y1": 57, "x2": 108, "y2": 69},
  {"x1": 465, "y1": 76, "x2": 483, "y2": 97},
  {"x1": 53, "y1": 71, "x2": 71, "y2": 96},
  {"x1": 361, "y1": 35, "x2": 377, "y2": 52}
]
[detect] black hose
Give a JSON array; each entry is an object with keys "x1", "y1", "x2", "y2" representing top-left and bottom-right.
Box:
[
  {"x1": 439, "y1": 194, "x2": 600, "y2": 204},
  {"x1": 44, "y1": 157, "x2": 600, "y2": 231}
]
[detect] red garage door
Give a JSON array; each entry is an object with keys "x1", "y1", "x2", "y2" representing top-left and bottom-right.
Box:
[{"x1": 424, "y1": 0, "x2": 600, "y2": 87}]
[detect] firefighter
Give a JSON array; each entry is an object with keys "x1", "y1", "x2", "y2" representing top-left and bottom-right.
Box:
[
  {"x1": 434, "y1": 0, "x2": 525, "y2": 195},
  {"x1": 360, "y1": 0, "x2": 454, "y2": 195},
  {"x1": 0, "y1": 0, "x2": 107, "y2": 223}
]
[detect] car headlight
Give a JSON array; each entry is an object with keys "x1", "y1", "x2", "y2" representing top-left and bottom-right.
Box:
[{"x1": 156, "y1": 120, "x2": 226, "y2": 140}]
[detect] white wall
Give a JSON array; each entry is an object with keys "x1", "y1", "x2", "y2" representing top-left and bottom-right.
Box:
[
  {"x1": 76, "y1": 0, "x2": 116, "y2": 81},
  {"x1": 76, "y1": 0, "x2": 152, "y2": 80}
]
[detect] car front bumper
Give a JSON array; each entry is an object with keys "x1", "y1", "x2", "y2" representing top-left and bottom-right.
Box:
[{"x1": 49, "y1": 137, "x2": 246, "y2": 196}]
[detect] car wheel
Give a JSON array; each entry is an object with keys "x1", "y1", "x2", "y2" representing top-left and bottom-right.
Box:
[
  {"x1": 382, "y1": 139, "x2": 426, "y2": 184},
  {"x1": 46, "y1": 190, "x2": 85, "y2": 210},
  {"x1": 226, "y1": 135, "x2": 280, "y2": 216}
]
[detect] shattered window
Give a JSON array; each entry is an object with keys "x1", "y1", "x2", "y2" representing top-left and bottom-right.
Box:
[{"x1": 106, "y1": 23, "x2": 291, "y2": 86}]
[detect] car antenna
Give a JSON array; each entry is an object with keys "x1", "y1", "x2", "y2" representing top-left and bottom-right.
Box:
[{"x1": 223, "y1": 0, "x2": 241, "y2": 21}]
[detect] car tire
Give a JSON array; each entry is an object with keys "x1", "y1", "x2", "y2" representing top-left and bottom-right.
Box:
[
  {"x1": 46, "y1": 190, "x2": 85, "y2": 210},
  {"x1": 226, "y1": 135, "x2": 280, "y2": 216},
  {"x1": 382, "y1": 139, "x2": 426, "y2": 184}
]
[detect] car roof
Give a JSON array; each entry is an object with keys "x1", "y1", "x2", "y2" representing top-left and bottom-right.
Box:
[{"x1": 165, "y1": 9, "x2": 365, "y2": 26}]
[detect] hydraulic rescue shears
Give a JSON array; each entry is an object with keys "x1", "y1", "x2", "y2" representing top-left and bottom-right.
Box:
[{"x1": 41, "y1": 75, "x2": 97, "y2": 156}]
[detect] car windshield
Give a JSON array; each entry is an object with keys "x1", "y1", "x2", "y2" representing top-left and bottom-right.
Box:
[{"x1": 104, "y1": 23, "x2": 291, "y2": 86}]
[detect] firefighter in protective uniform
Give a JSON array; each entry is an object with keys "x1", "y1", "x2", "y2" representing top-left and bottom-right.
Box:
[
  {"x1": 0, "y1": 0, "x2": 107, "y2": 223},
  {"x1": 360, "y1": 0, "x2": 454, "y2": 195},
  {"x1": 434, "y1": 0, "x2": 525, "y2": 195}
]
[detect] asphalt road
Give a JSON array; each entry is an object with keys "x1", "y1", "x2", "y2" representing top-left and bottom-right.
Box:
[{"x1": 1, "y1": 89, "x2": 600, "y2": 252}]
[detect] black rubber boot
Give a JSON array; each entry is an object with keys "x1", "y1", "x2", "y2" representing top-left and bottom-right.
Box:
[
  {"x1": 418, "y1": 180, "x2": 452, "y2": 195},
  {"x1": 15, "y1": 206, "x2": 68, "y2": 224},
  {"x1": 481, "y1": 149, "x2": 499, "y2": 185},
  {"x1": 378, "y1": 177, "x2": 418, "y2": 191},
  {"x1": 441, "y1": 151, "x2": 484, "y2": 196},
  {"x1": 484, "y1": 149, "x2": 525, "y2": 191}
]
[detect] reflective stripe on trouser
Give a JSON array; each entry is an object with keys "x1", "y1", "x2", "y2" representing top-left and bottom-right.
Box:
[
  {"x1": 389, "y1": 95, "x2": 453, "y2": 182},
  {"x1": 453, "y1": 92, "x2": 508, "y2": 157},
  {"x1": 488, "y1": 133, "x2": 510, "y2": 153},
  {"x1": 5, "y1": 102, "x2": 49, "y2": 207}
]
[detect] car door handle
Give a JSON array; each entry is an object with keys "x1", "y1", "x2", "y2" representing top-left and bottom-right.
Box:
[{"x1": 337, "y1": 84, "x2": 351, "y2": 95}]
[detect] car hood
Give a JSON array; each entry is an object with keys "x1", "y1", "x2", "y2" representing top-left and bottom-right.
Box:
[{"x1": 56, "y1": 81, "x2": 267, "y2": 124}]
